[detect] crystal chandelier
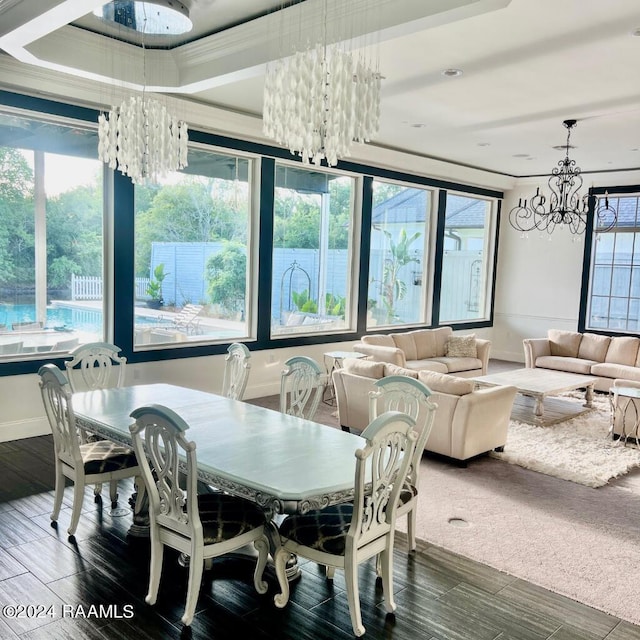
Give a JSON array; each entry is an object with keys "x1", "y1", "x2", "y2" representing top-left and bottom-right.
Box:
[
  {"x1": 509, "y1": 119, "x2": 617, "y2": 235},
  {"x1": 262, "y1": 2, "x2": 381, "y2": 167},
  {"x1": 96, "y1": 1, "x2": 190, "y2": 184}
]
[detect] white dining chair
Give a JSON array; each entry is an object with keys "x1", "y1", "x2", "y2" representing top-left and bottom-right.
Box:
[
  {"x1": 367, "y1": 375, "x2": 437, "y2": 552},
  {"x1": 38, "y1": 363, "x2": 141, "y2": 539},
  {"x1": 129, "y1": 404, "x2": 280, "y2": 626},
  {"x1": 273, "y1": 411, "x2": 417, "y2": 637},
  {"x1": 279, "y1": 355, "x2": 324, "y2": 420},
  {"x1": 64, "y1": 341, "x2": 127, "y2": 392},
  {"x1": 222, "y1": 342, "x2": 251, "y2": 400}
]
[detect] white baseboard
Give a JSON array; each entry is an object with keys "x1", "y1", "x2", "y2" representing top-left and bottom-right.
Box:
[
  {"x1": 0, "y1": 417, "x2": 50, "y2": 443},
  {"x1": 491, "y1": 350, "x2": 525, "y2": 364}
]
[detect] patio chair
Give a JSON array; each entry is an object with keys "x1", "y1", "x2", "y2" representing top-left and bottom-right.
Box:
[
  {"x1": 170, "y1": 304, "x2": 204, "y2": 335},
  {"x1": 38, "y1": 364, "x2": 140, "y2": 539},
  {"x1": 222, "y1": 342, "x2": 251, "y2": 400},
  {"x1": 367, "y1": 375, "x2": 437, "y2": 552},
  {"x1": 0, "y1": 340, "x2": 23, "y2": 355},
  {"x1": 279, "y1": 356, "x2": 324, "y2": 420},
  {"x1": 129, "y1": 404, "x2": 275, "y2": 626},
  {"x1": 273, "y1": 410, "x2": 418, "y2": 637}
]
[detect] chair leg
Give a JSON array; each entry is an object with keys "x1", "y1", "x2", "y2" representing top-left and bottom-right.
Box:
[
  {"x1": 67, "y1": 482, "x2": 85, "y2": 537},
  {"x1": 407, "y1": 507, "x2": 417, "y2": 551},
  {"x1": 50, "y1": 465, "x2": 65, "y2": 525},
  {"x1": 273, "y1": 547, "x2": 291, "y2": 608},
  {"x1": 253, "y1": 535, "x2": 269, "y2": 595},
  {"x1": 344, "y1": 557, "x2": 365, "y2": 637},
  {"x1": 93, "y1": 482, "x2": 102, "y2": 500},
  {"x1": 182, "y1": 546, "x2": 204, "y2": 626},
  {"x1": 145, "y1": 532, "x2": 164, "y2": 606},
  {"x1": 380, "y1": 544, "x2": 397, "y2": 614},
  {"x1": 325, "y1": 565, "x2": 336, "y2": 579},
  {"x1": 109, "y1": 480, "x2": 118, "y2": 508}
]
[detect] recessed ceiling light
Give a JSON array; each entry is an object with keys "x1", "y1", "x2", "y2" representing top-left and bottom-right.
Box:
[
  {"x1": 632, "y1": 28, "x2": 640, "y2": 36},
  {"x1": 477, "y1": 142, "x2": 491, "y2": 147},
  {"x1": 513, "y1": 153, "x2": 529, "y2": 158},
  {"x1": 442, "y1": 68, "x2": 463, "y2": 77},
  {"x1": 409, "y1": 123, "x2": 426, "y2": 128},
  {"x1": 552, "y1": 144, "x2": 576, "y2": 151}
]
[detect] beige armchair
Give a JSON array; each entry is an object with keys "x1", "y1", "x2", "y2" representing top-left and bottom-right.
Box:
[
  {"x1": 353, "y1": 326, "x2": 490, "y2": 377},
  {"x1": 333, "y1": 358, "x2": 516, "y2": 464}
]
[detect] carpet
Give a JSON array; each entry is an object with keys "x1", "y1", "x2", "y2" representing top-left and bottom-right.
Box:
[
  {"x1": 492, "y1": 393, "x2": 640, "y2": 487},
  {"x1": 248, "y1": 394, "x2": 640, "y2": 626}
]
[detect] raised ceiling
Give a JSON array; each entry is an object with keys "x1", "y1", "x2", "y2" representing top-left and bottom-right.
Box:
[{"x1": 0, "y1": 0, "x2": 639, "y2": 177}]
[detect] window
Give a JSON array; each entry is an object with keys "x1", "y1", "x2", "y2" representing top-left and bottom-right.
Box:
[
  {"x1": 271, "y1": 164, "x2": 356, "y2": 337},
  {"x1": 0, "y1": 112, "x2": 104, "y2": 358},
  {"x1": 439, "y1": 193, "x2": 495, "y2": 323},
  {"x1": 133, "y1": 148, "x2": 254, "y2": 347},
  {"x1": 585, "y1": 194, "x2": 640, "y2": 331},
  {"x1": 367, "y1": 181, "x2": 432, "y2": 329}
]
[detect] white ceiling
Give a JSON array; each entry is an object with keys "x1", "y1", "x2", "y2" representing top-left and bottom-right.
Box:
[{"x1": 1, "y1": 0, "x2": 639, "y2": 178}]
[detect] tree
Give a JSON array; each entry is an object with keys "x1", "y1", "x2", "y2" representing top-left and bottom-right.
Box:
[
  {"x1": 379, "y1": 228, "x2": 421, "y2": 323},
  {"x1": 205, "y1": 242, "x2": 246, "y2": 317}
]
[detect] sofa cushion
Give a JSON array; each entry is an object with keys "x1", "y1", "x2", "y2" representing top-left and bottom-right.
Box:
[
  {"x1": 418, "y1": 370, "x2": 474, "y2": 396},
  {"x1": 606, "y1": 336, "x2": 640, "y2": 366},
  {"x1": 430, "y1": 356, "x2": 482, "y2": 373},
  {"x1": 535, "y1": 356, "x2": 595, "y2": 374},
  {"x1": 383, "y1": 363, "x2": 418, "y2": 378},
  {"x1": 343, "y1": 358, "x2": 385, "y2": 379},
  {"x1": 361, "y1": 334, "x2": 395, "y2": 348},
  {"x1": 445, "y1": 334, "x2": 477, "y2": 358},
  {"x1": 578, "y1": 333, "x2": 610, "y2": 362},
  {"x1": 433, "y1": 327, "x2": 453, "y2": 357},
  {"x1": 391, "y1": 332, "x2": 417, "y2": 361},
  {"x1": 548, "y1": 330, "x2": 582, "y2": 357},
  {"x1": 404, "y1": 360, "x2": 448, "y2": 374},
  {"x1": 591, "y1": 362, "x2": 640, "y2": 382},
  {"x1": 408, "y1": 329, "x2": 437, "y2": 359}
]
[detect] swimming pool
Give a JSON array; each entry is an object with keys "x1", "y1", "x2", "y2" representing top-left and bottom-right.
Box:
[{"x1": 0, "y1": 303, "x2": 167, "y2": 333}]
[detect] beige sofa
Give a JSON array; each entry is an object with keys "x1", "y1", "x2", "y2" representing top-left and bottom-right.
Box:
[
  {"x1": 524, "y1": 330, "x2": 640, "y2": 392},
  {"x1": 353, "y1": 327, "x2": 490, "y2": 377},
  {"x1": 333, "y1": 358, "x2": 516, "y2": 463}
]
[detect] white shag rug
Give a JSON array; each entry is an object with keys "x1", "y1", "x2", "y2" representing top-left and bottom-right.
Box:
[{"x1": 491, "y1": 394, "x2": 640, "y2": 487}]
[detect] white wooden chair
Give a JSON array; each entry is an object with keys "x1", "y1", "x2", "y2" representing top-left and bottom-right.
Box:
[
  {"x1": 64, "y1": 341, "x2": 127, "y2": 392},
  {"x1": 38, "y1": 364, "x2": 140, "y2": 539},
  {"x1": 129, "y1": 404, "x2": 279, "y2": 626},
  {"x1": 367, "y1": 375, "x2": 437, "y2": 552},
  {"x1": 279, "y1": 355, "x2": 324, "y2": 420},
  {"x1": 222, "y1": 342, "x2": 251, "y2": 400},
  {"x1": 273, "y1": 411, "x2": 417, "y2": 637}
]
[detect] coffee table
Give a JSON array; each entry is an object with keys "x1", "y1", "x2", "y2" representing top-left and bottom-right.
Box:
[{"x1": 471, "y1": 368, "x2": 597, "y2": 425}]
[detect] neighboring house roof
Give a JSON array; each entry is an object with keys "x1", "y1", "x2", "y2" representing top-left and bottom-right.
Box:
[{"x1": 372, "y1": 190, "x2": 487, "y2": 228}]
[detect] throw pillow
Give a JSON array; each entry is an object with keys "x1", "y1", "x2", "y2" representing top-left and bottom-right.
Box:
[
  {"x1": 548, "y1": 330, "x2": 582, "y2": 357},
  {"x1": 445, "y1": 335, "x2": 477, "y2": 358},
  {"x1": 383, "y1": 363, "x2": 418, "y2": 378},
  {"x1": 418, "y1": 370, "x2": 474, "y2": 395},
  {"x1": 343, "y1": 358, "x2": 385, "y2": 379}
]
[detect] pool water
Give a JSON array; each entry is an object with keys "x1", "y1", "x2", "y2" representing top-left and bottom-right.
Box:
[{"x1": 0, "y1": 303, "x2": 166, "y2": 333}]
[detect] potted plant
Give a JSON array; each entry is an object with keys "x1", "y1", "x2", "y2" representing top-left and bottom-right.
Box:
[{"x1": 146, "y1": 263, "x2": 167, "y2": 309}]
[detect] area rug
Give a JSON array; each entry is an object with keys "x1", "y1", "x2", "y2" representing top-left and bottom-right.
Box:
[{"x1": 491, "y1": 393, "x2": 640, "y2": 487}]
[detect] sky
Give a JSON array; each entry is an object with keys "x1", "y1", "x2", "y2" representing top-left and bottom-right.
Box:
[{"x1": 20, "y1": 150, "x2": 102, "y2": 196}]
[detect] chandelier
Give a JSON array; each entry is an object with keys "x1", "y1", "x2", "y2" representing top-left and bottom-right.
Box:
[
  {"x1": 262, "y1": 1, "x2": 382, "y2": 167},
  {"x1": 96, "y1": 1, "x2": 190, "y2": 184},
  {"x1": 509, "y1": 119, "x2": 618, "y2": 235}
]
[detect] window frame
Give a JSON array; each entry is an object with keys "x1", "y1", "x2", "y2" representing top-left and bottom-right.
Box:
[
  {"x1": 0, "y1": 89, "x2": 503, "y2": 376},
  {"x1": 580, "y1": 185, "x2": 640, "y2": 336}
]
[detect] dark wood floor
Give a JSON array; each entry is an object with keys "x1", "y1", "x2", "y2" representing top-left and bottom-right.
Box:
[{"x1": 0, "y1": 436, "x2": 638, "y2": 640}]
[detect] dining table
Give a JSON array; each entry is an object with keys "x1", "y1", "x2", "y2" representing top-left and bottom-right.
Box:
[{"x1": 71, "y1": 383, "x2": 366, "y2": 535}]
